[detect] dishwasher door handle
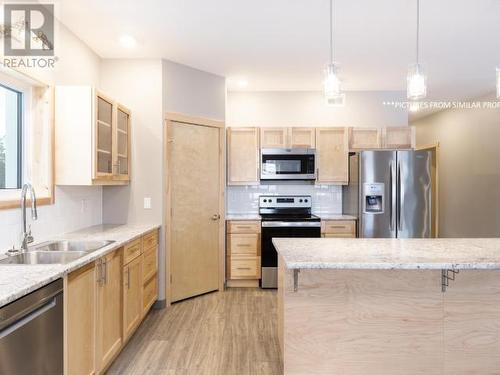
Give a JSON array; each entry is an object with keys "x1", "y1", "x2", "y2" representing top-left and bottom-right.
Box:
[{"x1": 0, "y1": 298, "x2": 56, "y2": 340}]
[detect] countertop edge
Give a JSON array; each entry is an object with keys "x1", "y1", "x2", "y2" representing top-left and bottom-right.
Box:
[{"x1": 0, "y1": 223, "x2": 161, "y2": 308}]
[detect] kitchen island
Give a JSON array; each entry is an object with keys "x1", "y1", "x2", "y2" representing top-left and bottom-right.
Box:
[{"x1": 274, "y1": 238, "x2": 500, "y2": 375}]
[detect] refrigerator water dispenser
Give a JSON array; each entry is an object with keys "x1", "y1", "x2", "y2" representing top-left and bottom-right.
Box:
[{"x1": 363, "y1": 183, "x2": 384, "y2": 214}]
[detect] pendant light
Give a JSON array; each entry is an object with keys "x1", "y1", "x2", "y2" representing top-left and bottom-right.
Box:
[
  {"x1": 407, "y1": 0, "x2": 427, "y2": 100},
  {"x1": 324, "y1": 0, "x2": 343, "y2": 102}
]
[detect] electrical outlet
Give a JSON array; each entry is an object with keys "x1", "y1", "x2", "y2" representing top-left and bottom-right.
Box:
[
  {"x1": 144, "y1": 197, "x2": 152, "y2": 209},
  {"x1": 80, "y1": 199, "x2": 88, "y2": 213}
]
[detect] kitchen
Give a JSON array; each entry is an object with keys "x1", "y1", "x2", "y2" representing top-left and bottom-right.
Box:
[{"x1": 1, "y1": 1, "x2": 500, "y2": 374}]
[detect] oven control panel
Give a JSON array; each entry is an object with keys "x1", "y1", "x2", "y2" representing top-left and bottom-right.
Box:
[{"x1": 259, "y1": 195, "x2": 312, "y2": 208}]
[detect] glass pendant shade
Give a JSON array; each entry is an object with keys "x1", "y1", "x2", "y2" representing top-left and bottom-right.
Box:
[
  {"x1": 324, "y1": 63, "x2": 341, "y2": 99},
  {"x1": 407, "y1": 63, "x2": 427, "y2": 100},
  {"x1": 497, "y1": 67, "x2": 500, "y2": 99}
]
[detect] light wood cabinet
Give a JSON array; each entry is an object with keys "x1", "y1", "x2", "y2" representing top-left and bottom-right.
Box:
[
  {"x1": 227, "y1": 127, "x2": 260, "y2": 185},
  {"x1": 55, "y1": 86, "x2": 131, "y2": 186},
  {"x1": 226, "y1": 220, "x2": 261, "y2": 286},
  {"x1": 383, "y1": 126, "x2": 416, "y2": 149},
  {"x1": 321, "y1": 220, "x2": 357, "y2": 238},
  {"x1": 316, "y1": 127, "x2": 349, "y2": 184},
  {"x1": 290, "y1": 127, "x2": 315, "y2": 148},
  {"x1": 66, "y1": 262, "x2": 96, "y2": 375},
  {"x1": 260, "y1": 127, "x2": 288, "y2": 148},
  {"x1": 123, "y1": 255, "x2": 143, "y2": 341},
  {"x1": 261, "y1": 127, "x2": 316, "y2": 149},
  {"x1": 142, "y1": 229, "x2": 159, "y2": 316},
  {"x1": 95, "y1": 250, "x2": 123, "y2": 373},
  {"x1": 349, "y1": 127, "x2": 382, "y2": 150}
]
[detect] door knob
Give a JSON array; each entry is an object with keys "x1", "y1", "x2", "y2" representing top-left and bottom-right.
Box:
[{"x1": 211, "y1": 214, "x2": 220, "y2": 221}]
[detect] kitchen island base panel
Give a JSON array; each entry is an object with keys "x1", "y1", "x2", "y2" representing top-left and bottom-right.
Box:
[{"x1": 278, "y1": 258, "x2": 500, "y2": 375}]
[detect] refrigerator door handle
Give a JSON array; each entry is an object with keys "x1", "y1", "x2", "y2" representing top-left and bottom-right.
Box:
[
  {"x1": 397, "y1": 160, "x2": 403, "y2": 232},
  {"x1": 390, "y1": 161, "x2": 396, "y2": 232}
]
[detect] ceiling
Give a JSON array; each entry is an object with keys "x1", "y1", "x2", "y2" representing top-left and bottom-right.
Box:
[{"x1": 59, "y1": 0, "x2": 500, "y2": 101}]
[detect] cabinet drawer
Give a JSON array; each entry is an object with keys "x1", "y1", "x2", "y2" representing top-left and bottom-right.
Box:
[
  {"x1": 229, "y1": 257, "x2": 261, "y2": 279},
  {"x1": 228, "y1": 234, "x2": 260, "y2": 256},
  {"x1": 143, "y1": 230, "x2": 158, "y2": 250},
  {"x1": 124, "y1": 238, "x2": 142, "y2": 264},
  {"x1": 227, "y1": 220, "x2": 261, "y2": 234},
  {"x1": 143, "y1": 276, "x2": 157, "y2": 313},
  {"x1": 323, "y1": 233, "x2": 356, "y2": 238},
  {"x1": 142, "y1": 246, "x2": 158, "y2": 283},
  {"x1": 322, "y1": 220, "x2": 356, "y2": 235}
]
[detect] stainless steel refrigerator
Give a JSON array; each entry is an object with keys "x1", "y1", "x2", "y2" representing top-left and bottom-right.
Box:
[{"x1": 343, "y1": 150, "x2": 432, "y2": 238}]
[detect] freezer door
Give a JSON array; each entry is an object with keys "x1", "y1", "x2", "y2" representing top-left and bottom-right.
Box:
[
  {"x1": 397, "y1": 150, "x2": 432, "y2": 238},
  {"x1": 359, "y1": 151, "x2": 397, "y2": 238}
]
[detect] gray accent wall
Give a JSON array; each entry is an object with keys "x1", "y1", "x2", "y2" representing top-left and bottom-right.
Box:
[{"x1": 412, "y1": 92, "x2": 500, "y2": 237}]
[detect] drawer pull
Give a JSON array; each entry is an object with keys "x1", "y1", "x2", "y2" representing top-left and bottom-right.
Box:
[
  {"x1": 236, "y1": 267, "x2": 252, "y2": 270},
  {"x1": 237, "y1": 244, "x2": 251, "y2": 247},
  {"x1": 236, "y1": 226, "x2": 251, "y2": 229},
  {"x1": 329, "y1": 225, "x2": 348, "y2": 229}
]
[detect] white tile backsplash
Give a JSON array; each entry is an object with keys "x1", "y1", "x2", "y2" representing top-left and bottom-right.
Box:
[
  {"x1": 226, "y1": 184, "x2": 342, "y2": 215},
  {"x1": 0, "y1": 186, "x2": 102, "y2": 252}
]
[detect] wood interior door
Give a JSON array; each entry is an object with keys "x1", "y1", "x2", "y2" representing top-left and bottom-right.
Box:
[{"x1": 168, "y1": 118, "x2": 223, "y2": 302}]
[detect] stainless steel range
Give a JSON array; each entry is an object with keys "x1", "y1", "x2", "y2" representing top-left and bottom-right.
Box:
[{"x1": 259, "y1": 195, "x2": 321, "y2": 288}]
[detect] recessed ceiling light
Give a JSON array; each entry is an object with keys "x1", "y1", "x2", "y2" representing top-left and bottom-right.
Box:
[
  {"x1": 119, "y1": 35, "x2": 137, "y2": 48},
  {"x1": 237, "y1": 79, "x2": 248, "y2": 88}
]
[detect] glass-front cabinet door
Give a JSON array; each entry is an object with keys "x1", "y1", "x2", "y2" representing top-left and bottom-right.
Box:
[
  {"x1": 95, "y1": 94, "x2": 114, "y2": 177},
  {"x1": 115, "y1": 106, "x2": 131, "y2": 180}
]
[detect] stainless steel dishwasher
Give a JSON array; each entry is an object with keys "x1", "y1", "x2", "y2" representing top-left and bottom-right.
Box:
[{"x1": 0, "y1": 279, "x2": 63, "y2": 375}]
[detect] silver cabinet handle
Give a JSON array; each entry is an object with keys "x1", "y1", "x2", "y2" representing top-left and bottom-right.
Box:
[
  {"x1": 97, "y1": 259, "x2": 103, "y2": 285},
  {"x1": 127, "y1": 267, "x2": 131, "y2": 290}
]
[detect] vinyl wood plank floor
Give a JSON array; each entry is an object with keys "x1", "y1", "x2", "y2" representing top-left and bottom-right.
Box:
[{"x1": 107, "y1": 288, "x2": 282, "y2": 375}]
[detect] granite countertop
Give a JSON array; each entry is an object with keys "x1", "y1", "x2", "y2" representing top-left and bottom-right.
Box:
[
  {"x1": 315, "y1": 214, "x2": 357, "y2": 220},
  {"x1": 0, "y1": 223, "x2": 161, "y2": 307},
  {"x1": 273, "y1": 237, "x2": 500, "y2": 270},
  {"x1": 226, "y1": 214, "x2": 262, "y2": 221}
]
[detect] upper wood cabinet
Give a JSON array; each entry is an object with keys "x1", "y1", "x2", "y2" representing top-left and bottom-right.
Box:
[
  {"x1": 227, "y1": 127, "x2": 260, "y2": 185},
  {"x1": 55, "y1": 86, "x2": 131, "y2": 185},
  {"x1": 289, "y1": 128, "x2": 316, "y2": 148},
  {"x1": 260, "y1": 127, "x2": 288, "y2": 148},
  {"x1": 383, "y1": 126, "x2": 416, "y2": 149},
  {"x1": 316, "y1": 127, "x2": 349, "y2": 185},
  {"x1": 349, "y1": 128, "x2": 382, "y2": 150},
  {"x1": 261, "y1": 127, "x2": 316, "y2": 149}
]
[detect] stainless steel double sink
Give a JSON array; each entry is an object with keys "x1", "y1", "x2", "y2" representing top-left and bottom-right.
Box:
[{"x1": 0, "y1": 240, "x2": 115, "y2": 265}]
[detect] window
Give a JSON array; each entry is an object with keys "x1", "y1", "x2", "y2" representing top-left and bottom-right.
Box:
[
  {"x1": 0, "y1": 84, "x2": 23, "y2": 189},
  {"x1": 0, "y1": 67, "x2": 54, "y2": 209}
]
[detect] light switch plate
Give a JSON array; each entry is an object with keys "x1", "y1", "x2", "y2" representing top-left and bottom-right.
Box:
[{"x1": 144, "y1": 197, "x2": 152, "y2": 209}]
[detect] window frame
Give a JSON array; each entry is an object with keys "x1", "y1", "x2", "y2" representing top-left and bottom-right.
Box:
[
  {"x1": 0, "y1": 66, "x2": 54, "y2": 209},
  {"x1": 0, "y1": 82, "x2": 23, "y2": 189}
]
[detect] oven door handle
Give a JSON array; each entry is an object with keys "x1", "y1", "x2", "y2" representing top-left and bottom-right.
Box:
[{"x1": 261, "y1": 221, "x2": 321, "y2": 228}]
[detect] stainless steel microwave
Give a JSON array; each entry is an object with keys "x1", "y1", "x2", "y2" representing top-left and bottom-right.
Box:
[{"x1": 260, "y1": 148, "x2": 316, "y2": 181}]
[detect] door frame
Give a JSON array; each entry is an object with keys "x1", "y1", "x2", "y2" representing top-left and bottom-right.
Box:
[
  {"x1": 416, "y1": 142, "x2": 440, "y2": 238},
  {"x1": 164, "y1": 112, "x2": 225, "y2": 306}
]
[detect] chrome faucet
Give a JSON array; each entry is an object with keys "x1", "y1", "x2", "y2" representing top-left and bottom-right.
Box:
[{"x1": 20, "y1": 183, "x2": 38, "y2": 251}]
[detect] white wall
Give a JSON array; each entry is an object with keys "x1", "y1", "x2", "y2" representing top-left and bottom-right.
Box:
[
  {"x1": 162, "y1": 60, "x2": 226, "y2": 120},
  {"x1": 0, "y1": 23, "x2": 102, "y2": 252},
  {"x1": 227, "y1": 90, "x2": 408, "y2": 127}
]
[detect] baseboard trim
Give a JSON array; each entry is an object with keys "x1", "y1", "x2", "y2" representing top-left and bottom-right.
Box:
[{"x1": 153, "y1": 299, "x2": 167, "y2": 309}]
